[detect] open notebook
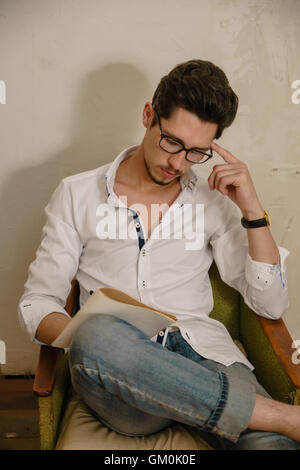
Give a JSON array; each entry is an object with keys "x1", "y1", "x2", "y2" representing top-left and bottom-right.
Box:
[{"x1": 52, "y1": 287, "x2": 177, "y2": 349}]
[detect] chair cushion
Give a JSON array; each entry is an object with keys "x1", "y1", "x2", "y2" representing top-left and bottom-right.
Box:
[{"x1": 55, "y1": 393, "x2": 213, "y2": 450}]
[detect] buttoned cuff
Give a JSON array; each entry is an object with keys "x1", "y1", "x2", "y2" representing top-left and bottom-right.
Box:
[
  {"x1": 245, "y1": 246, "x2": 290, "y2": 291},
  {"x1": 18, "y1": 297, "x2": 71, "y2": 342}
]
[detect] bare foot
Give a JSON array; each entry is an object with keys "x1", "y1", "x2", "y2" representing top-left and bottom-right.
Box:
[{"x1": 248, "y1": 394, "x2": 300, "y2": 444}]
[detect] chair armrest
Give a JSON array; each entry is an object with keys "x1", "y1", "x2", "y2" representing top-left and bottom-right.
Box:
[
  {"x1": 33, "y1": 345, "x2": 64, "y2": 397},
  {"x1": 33, "y1": 278, "x2": 80, "y2": 397},
  {"x1": 240, "y1": 300, "x2": 300, "y2": 403},
  {"x1": 255, "y1": 316, "x2": 300, "y2": 388}
]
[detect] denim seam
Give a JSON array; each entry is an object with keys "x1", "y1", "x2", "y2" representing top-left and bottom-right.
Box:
[
  {"x1": 204, "y1": 371, "x2": 228, "y2": 432},
  {"x1": 208, "y1": 370, "x2": 243, "y2": 443},
  {"x1": 202, "y1": 371, "x2": 241, "y2": 442},
  {"x1": 70, "y1": 371, "x2": 154, "y2": 438},
  {"x1": 73, "y1": 363, "x2": 212, "y2": 428},
  {"x1": 211, "y1": 425, "x2": 240, "y2": 442}
]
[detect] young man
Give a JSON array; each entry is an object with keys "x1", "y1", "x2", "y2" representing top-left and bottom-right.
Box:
[{"x1": 18, "y1": 60, "x2": 300, "y2": 449}]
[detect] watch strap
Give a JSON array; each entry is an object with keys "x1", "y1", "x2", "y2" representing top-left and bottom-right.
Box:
[{"x1": 241, "y1": 210, "x2": 270, "y2": 229}]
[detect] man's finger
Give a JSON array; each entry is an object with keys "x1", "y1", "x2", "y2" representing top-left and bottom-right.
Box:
[
  {"x1": 211, "y1": 141, "x2": 239, "y2": 164},
  {"x1": 208, "y1": 168, "x2": 241, "y2": 191}
]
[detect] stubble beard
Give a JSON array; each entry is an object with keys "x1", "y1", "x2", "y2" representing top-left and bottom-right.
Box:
[{"x1": 143, "y1": 157, "x2": 180, "y2": 187}]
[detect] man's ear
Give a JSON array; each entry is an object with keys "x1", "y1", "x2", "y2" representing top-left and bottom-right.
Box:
[{"x1": 142, "y1": 101, "x2": 155, "y2": 128}]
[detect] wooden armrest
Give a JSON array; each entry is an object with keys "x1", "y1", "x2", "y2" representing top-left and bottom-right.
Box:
[
  {"x1": 33, "y1": 278, "x2": 80, "y2": 397},
  {"x1": 256, "y1": 316, "x2": 300, "y2": 388},
  {"x1": 65, "y1": 278, "x2": 80, "y2": 318},
  {"x1": 33, "y1": 345, "x2": 64, "y2": 397}
]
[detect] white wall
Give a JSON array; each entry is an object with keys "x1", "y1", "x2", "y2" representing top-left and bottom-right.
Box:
[{"x1": 0, "y1": 0, "x2": 299, "y2": 374}]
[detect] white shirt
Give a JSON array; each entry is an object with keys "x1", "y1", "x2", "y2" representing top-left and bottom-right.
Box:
[{"x1": 18, "y1": 145, "x2": 290, "y2": 370}]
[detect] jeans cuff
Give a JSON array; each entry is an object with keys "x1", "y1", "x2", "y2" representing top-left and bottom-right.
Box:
[{"x1": 206, "y1": 371, "x2": 257, "y2": 443}]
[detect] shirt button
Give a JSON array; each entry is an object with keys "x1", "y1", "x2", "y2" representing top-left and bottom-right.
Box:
[
  {"x1": 142, "y1": 249, "x2": 146, "y2": 256},
  {"x1": 135, "y1": 223, "x2": 141, "y2": 229},
  {"x1": 142, "y1": 281, "x2": 146, "y2": 288}
]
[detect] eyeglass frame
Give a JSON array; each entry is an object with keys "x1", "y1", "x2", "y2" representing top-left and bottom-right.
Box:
[{"x1": 154, "y1": 109, "x2": 214, "y2": 164}]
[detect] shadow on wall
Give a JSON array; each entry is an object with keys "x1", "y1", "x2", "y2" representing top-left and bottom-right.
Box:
[{"x1": 0, "y1": 62, "x2": 151, "y2": 318}]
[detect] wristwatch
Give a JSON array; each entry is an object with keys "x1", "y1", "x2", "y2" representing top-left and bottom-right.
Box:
[{"x1": 241, "y1": 210, "x2": 270, "y2": 229}]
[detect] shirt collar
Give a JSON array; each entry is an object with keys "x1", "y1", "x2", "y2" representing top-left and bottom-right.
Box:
[
  {"x1": 104, "y1": 145, "x2": 198, "y2": 206},
  {"x1": 104, "y1": 145, "x2": 137, "y2": 206}
]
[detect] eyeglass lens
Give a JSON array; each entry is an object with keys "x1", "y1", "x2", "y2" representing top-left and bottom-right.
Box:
[{"x1": 160, "y1": 136, "x2": 211, "y2": 163}]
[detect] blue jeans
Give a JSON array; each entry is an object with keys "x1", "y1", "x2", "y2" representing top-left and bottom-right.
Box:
[{"x1": 68, "y1": 315, "x2": 300, "y2": 450}]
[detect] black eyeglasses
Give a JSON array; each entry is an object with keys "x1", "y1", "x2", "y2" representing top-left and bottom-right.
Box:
[{"x1": 154, "y1": 110, "x2": 213, "y2": 164}]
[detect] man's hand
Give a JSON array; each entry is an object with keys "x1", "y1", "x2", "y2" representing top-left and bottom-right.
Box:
[
  {"x1": 208, "y1": 142, "x2": 264, "y2": 220},
  {"x1": 208, "y1": 142, "x2": 280, "y2": 265}
]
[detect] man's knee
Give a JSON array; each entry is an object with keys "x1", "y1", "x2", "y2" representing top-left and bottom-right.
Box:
[
  {"x1": 69, "y1": 314, "x2": 148, "y2": 370},
  {"x1": 69, "y1": 315, "x2": 123, "y2": 362}
]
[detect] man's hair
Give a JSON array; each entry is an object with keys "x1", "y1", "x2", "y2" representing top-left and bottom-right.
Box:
[{"x1": 151, "y1": 59, "x2": 238, "y2": 139}]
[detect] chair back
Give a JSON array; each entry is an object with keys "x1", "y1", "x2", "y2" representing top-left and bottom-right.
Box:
[{"x1": 208, "y1": 261, "x2": 240, "y2": 339}]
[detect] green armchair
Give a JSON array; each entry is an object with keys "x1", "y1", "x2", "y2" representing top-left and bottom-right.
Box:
[{"x1": 33, "y1": 262, "x2": 300, "y2": 450}]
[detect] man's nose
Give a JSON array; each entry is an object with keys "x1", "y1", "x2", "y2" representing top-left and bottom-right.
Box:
[{"x1": 167, "y1": 151, "x2": 187, "y2": 171}]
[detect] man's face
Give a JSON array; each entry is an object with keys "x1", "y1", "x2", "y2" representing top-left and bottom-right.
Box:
[{"x1": 142, "y1": 104, "x2": 218, "y2": 187}]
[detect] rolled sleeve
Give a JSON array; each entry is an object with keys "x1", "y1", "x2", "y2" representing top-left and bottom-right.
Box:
[
  {"x1": 245, "y1": 246, "x2": 290, "y2": 291},
  {"x1": 242, "y1": 246, "x2": 290, "y2": 320},
  {"x1": 18, "y1": 297, "x2": 70, "y2": 343},
  {"x1": 18, "y1": 296, "x2": 70, "y2": 341},
  {"x1": 210, "y1": 198, "x2": 290, "y2": 321}
]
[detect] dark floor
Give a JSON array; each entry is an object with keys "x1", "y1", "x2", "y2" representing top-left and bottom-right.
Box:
[{"x1": 0, "y1": 377, "x2": 40, "y2": 450}]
